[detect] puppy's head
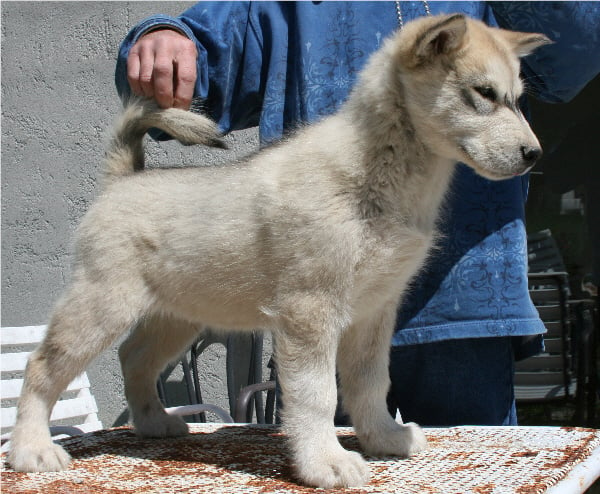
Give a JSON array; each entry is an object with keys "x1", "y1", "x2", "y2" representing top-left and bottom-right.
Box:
[{"x1": 394, "y1": 14, "x2": 551, "y2": 180}]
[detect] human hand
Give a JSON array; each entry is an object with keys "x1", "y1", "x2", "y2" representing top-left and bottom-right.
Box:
[{"x1": 127, "y1": 28, "x2": 197, "y2": 109}]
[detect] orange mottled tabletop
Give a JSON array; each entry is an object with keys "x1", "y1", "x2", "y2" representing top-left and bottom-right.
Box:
[{"x1": 2, "y1": 424, "x2": 599, "y2": 493}]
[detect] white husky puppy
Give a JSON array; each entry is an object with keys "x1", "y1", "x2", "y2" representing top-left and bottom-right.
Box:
[{"x1": 9, "y1": 14, "x2": 549, "y2": 488}]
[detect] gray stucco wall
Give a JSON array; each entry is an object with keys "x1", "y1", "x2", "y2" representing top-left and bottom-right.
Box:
[{"x1": 1, "y1": 2, "x2": 264, "y2": 427}]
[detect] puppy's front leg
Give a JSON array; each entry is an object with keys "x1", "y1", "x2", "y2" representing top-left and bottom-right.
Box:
[
  {"x1": 275, "y1": 297, "x2": 369, "y2": 488},
  {"x1": 338, "y1": 304, "x2": 427, "y2": 458}
]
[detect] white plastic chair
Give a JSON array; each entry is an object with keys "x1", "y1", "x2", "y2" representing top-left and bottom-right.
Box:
[{"x1": 1, "y1": 325, "x2": 103, "y2": 452}]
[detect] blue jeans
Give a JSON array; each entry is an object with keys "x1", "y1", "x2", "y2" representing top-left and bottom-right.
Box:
[{"x1": 387, "y1": 337, "x2": 517, "y2": 426}]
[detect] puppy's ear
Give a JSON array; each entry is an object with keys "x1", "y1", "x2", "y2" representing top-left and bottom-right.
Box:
[
  {"x1": 414, "y1": 14, "x2": 468, "y2": 63},
  {"x1": 500, "y1": 30, "x2": 553, "y2": 58}
]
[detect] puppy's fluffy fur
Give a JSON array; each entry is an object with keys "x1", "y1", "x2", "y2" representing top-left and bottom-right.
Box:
[{"x1": 9, "y1": 15, "x2": 549, "y2": 488}]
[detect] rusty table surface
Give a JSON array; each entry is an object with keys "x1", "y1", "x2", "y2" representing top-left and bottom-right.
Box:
[{"x1": 2, "y1": 424, "x2": 599, "y2": 493}]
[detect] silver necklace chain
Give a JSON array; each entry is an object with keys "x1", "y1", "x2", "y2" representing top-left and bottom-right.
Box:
[{"x1": 395, "y1": 0, "x2": 432, "y2": 28}]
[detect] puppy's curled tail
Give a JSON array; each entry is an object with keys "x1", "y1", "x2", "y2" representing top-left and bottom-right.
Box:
[{"x1": 104, "y1": 98, "x2": 226, "y2": 180}]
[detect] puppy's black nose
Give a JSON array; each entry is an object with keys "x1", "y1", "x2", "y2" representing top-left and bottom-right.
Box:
[{"x1": 521, "y1": 146, "x2": 542, "y2": 164}]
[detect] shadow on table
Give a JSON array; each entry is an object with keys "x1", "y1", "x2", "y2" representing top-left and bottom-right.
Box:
[{"x1": 64, "y1": 425, "x2": 366, "y2": 489}]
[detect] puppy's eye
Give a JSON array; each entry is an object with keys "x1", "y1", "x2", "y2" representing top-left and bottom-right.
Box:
[{"x1": 474, "y1": 86, "x2": 497, "y2": 102}]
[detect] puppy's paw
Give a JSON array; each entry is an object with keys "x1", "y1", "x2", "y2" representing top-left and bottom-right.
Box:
[
  {"x1": 360, "y1": 421, "x2": 427, "y2": 458},
  {"x1": 8, "y1": 441, "x2": 71, "y2": 472},
  {"x1": 394, "y1": 422, "x2": 428, "y2": 457},
  {"x1": 295, "y1": 445, "x2": 370, "y2": 488},
  {"x1": 134, "y1": 412, "x2": 189, "y2": 438}
]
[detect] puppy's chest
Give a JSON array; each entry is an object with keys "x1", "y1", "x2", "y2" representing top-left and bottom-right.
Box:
[{"x1": 353, "y1": 223, "x2": 435, "y2": 298}]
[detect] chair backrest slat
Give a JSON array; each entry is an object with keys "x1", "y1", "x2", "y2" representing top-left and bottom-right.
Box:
[{"x1": 1, "y1": 325, "x2": 102, "y2": 445}]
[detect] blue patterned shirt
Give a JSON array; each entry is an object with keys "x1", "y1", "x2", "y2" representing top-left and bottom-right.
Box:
[{"x1": 115, "y1": 1, "x2": 600, "y2": 350}]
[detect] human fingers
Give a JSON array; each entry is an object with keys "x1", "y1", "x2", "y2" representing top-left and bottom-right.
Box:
[
  {"x1": 127, "y1": 37, "x2": 161, "y2": 100},
  {"x1": 151, "y1": 52, "x2": 176, "y2": 108},
  {"x1": 127, "y1": 29, "x2": 197, "y2": 108},
  {"x1": 126, "y1": 50, "x2": 143, "y2": 96},
  {"x1": 172, "y1": 49, "x2": 198, "y2": 109}
]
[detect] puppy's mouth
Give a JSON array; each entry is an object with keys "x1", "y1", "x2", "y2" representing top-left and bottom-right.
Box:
[
  {"x1": 472, "y1": 162, "x2": 532, "y2": 181},
  {"x1": 512, "y1": 165, "x2": 535, "y2": 177},
  {"x1": 458, "y1": 145, "x2": 535, "y2": 181}
]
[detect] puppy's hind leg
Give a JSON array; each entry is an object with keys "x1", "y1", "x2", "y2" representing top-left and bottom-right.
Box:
[
  {"x1": 337, "y1": 304, "x2": 427, "y2": 459},
  {"x1": 119, "y1": 314, "x2": 201, "y2": 438},
  {"x1": 8, "y1": 277, "x2": 149, "y2": 472}
]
